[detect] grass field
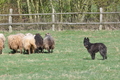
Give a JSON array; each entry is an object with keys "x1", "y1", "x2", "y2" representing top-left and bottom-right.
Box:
[{"x1": 0, "y1": 30, "x2": 120, "y2": 80}]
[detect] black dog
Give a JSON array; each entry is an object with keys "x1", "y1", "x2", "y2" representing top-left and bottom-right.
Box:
[{"x1": 83, "y1": 37, "x2": 107, "y2": 60}]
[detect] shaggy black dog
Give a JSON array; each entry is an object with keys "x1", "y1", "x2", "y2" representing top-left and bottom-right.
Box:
[{"x1": 83, "y1": 37, "x2": 107, "y2": 60}]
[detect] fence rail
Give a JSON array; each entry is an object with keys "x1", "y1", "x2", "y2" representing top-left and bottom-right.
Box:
[
  {"x1": 0, "y1": 22, "x2": 120, "y2": 25},
  {"x1": 0, "y1": 8, "x2": 120, "y2": 31},
  {"x1": 0, "y1": 12, "x2": 120, "y2": 16}
]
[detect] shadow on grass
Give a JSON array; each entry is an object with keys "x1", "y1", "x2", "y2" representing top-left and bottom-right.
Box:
[
  {"x1": 9, "y1": 51, "x2": 20, "y2": 54},
  {"x1": 83, "y1": 58, "x2": 92, "y2": 60},
  {"x1": 8, "y1": 50, "x2": 53, "y2": 55},
  {"x1": 22, "y1": 51, "x2": 52, "y2": 55},
  {"x1": 97, "y1": 58, "x2": 107, "y2": 60},
  {"x1": 83, "y1": 58, "x2": 105, "y2": 60},
  {"x1": 43, "y1": 52, "x2": 48, "y2": 53}
]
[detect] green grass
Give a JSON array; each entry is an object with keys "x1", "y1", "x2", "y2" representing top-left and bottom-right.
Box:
[{"x1": 0, "y1": 30, "x2": 120, "y2": 80}]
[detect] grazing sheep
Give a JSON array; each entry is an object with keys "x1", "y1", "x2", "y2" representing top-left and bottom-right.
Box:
[
  {"x1": 34, "y1": 33, "x2": 43, "y2": 53},
  {"x1": 16, "y1": 33, "x2": 25, "y2": 38},
  {"x1": 0, "y1": 33, "x2": 6, "y2": 42},
  {"x1": 43, "y1": 33, "x2": 55, "y2": 53},
  {"x1": 8, "y1": 33, "x2": 25, "y2": 54},
  {"x1": 0, "y1": 38, "x2": 4, "y2": 54},
  {"x1": 22, "y1": 35, "x2": 36, "y2": 54},
  {"x1": 25, "y1": 33, "x2": 34, "y2": 36},
  {"x1": 0, "y1": 33, "x2": 6, "y2": 48}
]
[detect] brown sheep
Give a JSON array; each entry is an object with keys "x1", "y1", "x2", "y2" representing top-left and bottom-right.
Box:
[
  {"x1": 22, "y1": 35, "x2": 36, "y2": 54},
  {"x1": 43, "y1": 33, "x2": 55, "y2": 53},
  {"x1": 8, "y1": 33, "x2": 25, "y2": 54}
]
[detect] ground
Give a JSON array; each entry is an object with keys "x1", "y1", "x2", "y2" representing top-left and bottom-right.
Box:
[{"x1": 0, "y1": 30, "x2": 120, "y2": 80}]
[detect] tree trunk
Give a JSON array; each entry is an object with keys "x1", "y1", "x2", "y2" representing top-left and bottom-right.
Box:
[
  {"x1": 31, "y1": 0, "x2": 37, "y2": 22},
  {"x1": 59, "y1": 0, "x2": 63, "y2": 31},
  {"x1": 27, "y1": 0, "x2": 33, "y2": 22},
  {"x1": 40, "y1": 0, "x2": 45, "y2": 21},
  {"x1": 17, "y1": 0, "x2": 22, "y2": 20},
  {"x1": 36, "y1": 1, "x2": 39, "y2": 22}
]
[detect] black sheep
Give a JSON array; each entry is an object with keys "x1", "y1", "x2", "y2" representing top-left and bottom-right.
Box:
[{"x1": 34, "y1": 33, "x2": 43, "y2": 53}]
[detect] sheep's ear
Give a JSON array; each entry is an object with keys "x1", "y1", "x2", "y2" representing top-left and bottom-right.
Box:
[{"x1": 48, "y1": 33, "x2": 50, "y2": 35}]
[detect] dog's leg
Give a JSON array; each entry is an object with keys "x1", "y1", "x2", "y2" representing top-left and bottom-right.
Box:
[
  {"x1": 105, "y1": 56, "x2": 107, "y2": 59},
  {"x1": 104, "y1": 51, "x2": 107, "y2": 59},
  {"x1": 100, "y1": 50, "x2": 107, "y2": 60},
  {"x1": 91, "y1": 53, "x2": 95, "y2": 60},
  {"x1": 101, "y1": 54, "x2": 107, "y2": 60}
]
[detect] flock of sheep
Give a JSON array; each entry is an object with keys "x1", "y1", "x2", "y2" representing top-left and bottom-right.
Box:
[{"x1": 0, "y1": 33, "x2": 55, "y2": 54}]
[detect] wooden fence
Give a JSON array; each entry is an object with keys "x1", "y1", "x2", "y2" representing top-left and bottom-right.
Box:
[{"x1": 0, "y1": 8, "x2": 120, "y2": 32}]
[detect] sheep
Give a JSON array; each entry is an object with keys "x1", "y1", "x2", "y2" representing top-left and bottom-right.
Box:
[
  {"x1": 43, "y1": 33, "x2": 55, "y2": 53},
  {"x1": 16, "y1": 33, "x2": 25, "y2": 38},
  {"x1": 25, "y1": 33, "x2": 34, "y2": 36},
  {"x1": 0, "y1": 33, "x2": 6, "y2": 48},
  {"x1": 8, "y1": 33, "x2": 25, "y2": 54},
  {"x1": 0, "y1": 38, "x2": 4, "y2": 54},
  {"x1": 0, "y1": 33, "x2": 6, "y2": 42},
  {"x1": 34, "y1": 33, "x2": 43, "y2": 53},
  {"x1": 22, "y1": 35, "x2": 36, "y2": 54}
]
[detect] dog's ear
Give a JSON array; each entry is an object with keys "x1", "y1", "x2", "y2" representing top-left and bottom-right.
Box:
[
  {"x1": 87, "y1": 37, "x2": 89, "y2": 41},
  {"x1": 84, "y1": 37, "x2": 87, "y2": 40}
]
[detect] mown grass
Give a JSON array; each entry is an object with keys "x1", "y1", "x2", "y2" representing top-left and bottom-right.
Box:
[{"x1": 0, "y1": 30, "x2": 120, "y2": 80}]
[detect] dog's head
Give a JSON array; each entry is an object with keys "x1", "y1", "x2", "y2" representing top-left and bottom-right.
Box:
[{"x1": 83, "y1": 37, "x2": 90, "y2": 48}]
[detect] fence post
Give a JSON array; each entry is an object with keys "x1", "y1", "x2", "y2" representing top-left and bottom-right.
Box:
[
  {"x1": 99, "y1": 8, "x2": 103, "y2": 30},
  {"x1": 9, "y1": 8, "x2": 13, "y2": 32},
  {"x1": 52, "y1": 8, "x2": 55, "y2": 31}
]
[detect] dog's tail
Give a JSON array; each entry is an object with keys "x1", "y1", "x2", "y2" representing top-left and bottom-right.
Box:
[{"x1": 100, "y1": 44, "x2": 107, "y2": 59}]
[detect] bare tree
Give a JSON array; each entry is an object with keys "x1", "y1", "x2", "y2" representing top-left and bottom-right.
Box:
[{"x1": 27, "y1": 0, "x2": 33, "y2": 22}]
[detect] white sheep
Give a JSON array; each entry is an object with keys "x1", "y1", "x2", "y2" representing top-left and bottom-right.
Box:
[
  {"x1": 22, "y1": 35, "x2": 36, "y2": 54},
  {"x1": 0, "y1": 38, "x2": 4, "y2": 54},
  {"x1": 0, "y1": 33, "x2": 6, "y2": 48}
]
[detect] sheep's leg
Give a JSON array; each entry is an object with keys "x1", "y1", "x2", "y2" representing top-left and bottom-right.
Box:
[
  {"x1": 0, "y1": 50, "x2": 2, "y2": 54},
  {"x1": 3, "y1": 45, "x2": 5, "y2": 48},
  {"x1": 27, "y1": 49, "x2": 30, "y2": 54},
  {"x1": 13, "y1": 49, "x2": 16, "y2": 53},
  {"x1": 28, "y1": 50, "x2": 30, "y2": 54},
  {"x1": 35, "y1": 48, "x2": 39, "y2": 53},
  {"x1": 32, "y1": 49, "x2": 34, "y2": 53},
  {"x1": 23, "y1": 49, "x2": 25, "y2": 54},
  {"x1": 38, "y1": 47, "x2": 43, "y2": 53},
  {"x1": 30, "y1": 48, "x2": 32, "y2": 53},
  {"x1": 51, "y1": 49, "x2": 53, "y2": 53},
  {"x1": 31, "y1": 48, "x2": 34, "y2": 53},
  {"x1": 42, "y1": 49, "x2": 44, "y2": 53},
  {"x1": 46, "y1": 47, "x2": 50, "y2": 53},
  {"x1": 41, "y1": 48, "x2": 43, "y2": 53},
  {"x1": 48, "y1": 49, "x2": 50, "y2": 53},
  {"x1": 20, "y1": 49, "x2": 22, "y2": 54},
  {"x1": 30, "y1": 47, "x2": 34, "y2": 54}
]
